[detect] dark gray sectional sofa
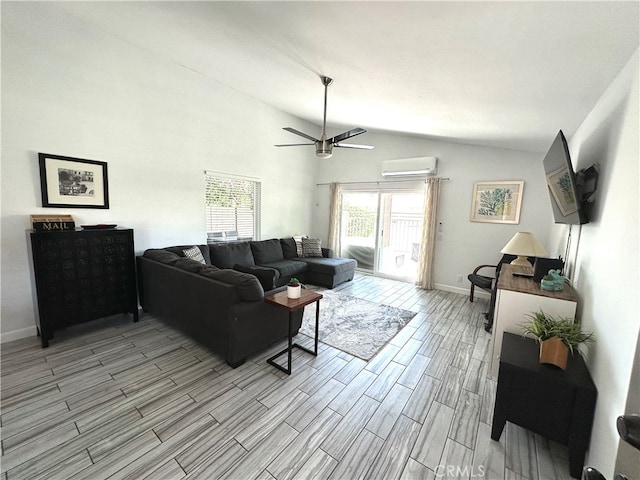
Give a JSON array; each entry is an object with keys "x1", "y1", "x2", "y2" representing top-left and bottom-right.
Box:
[
  {"x1": 209, "y1": 237, "x2": 356, "y2": 289},
  {"x1": 137, "y1": 237, "x2": 356, "y2": 367}
]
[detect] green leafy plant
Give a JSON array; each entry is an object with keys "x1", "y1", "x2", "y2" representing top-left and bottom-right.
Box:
[
  {"x1": 477, "y1": 188, "x2": 513, "y2": 216},
  {"x1": 520, "y1": 310, "x2": 595, "y2": 355},
  {"x1": 557, "y1": 172, "x2": 576, "y2": 205},
  {"x1": 288, "y1": 277, "x2": 300, "y2": 287}
]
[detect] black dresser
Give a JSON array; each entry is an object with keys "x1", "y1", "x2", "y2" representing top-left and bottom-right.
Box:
[
  {"x1": 29, "y1": 228, "x2": 138, "y2": 347},
  {"x1": 491, "y1": 332, "x2": 597, "y2": 479}
]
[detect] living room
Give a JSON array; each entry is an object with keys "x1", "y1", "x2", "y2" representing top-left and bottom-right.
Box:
[{"x1": 1, "y1": 2, "x2": 639, "y2": 479}]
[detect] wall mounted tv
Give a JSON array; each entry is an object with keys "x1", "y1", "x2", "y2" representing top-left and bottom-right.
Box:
[{"x1": 542, "y1": 130, "x2": 588, "y2": 225}]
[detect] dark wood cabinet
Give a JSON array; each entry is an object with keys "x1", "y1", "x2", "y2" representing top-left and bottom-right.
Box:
[{"x1": 29, "y1": 228, "x2": 138, "y2": 347}]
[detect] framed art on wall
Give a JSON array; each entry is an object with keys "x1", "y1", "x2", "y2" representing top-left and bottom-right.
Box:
[
  {"x1": 546, "y1": 165, "x2": 578, "y2": 216},
  {"x1": 470, "y1": 180, "x2": 524, "y2": 224},
  {"x1": 38, "y1": 153, "x2": 109, "y2": 209}
]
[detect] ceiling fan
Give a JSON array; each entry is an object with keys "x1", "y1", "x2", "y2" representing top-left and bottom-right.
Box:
[{"x1": 275, "y1": 76, "x2": 374, "y2": 159}]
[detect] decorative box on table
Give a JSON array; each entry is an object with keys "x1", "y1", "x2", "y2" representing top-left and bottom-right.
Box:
[{"x1": 30, "y1": 214, "x2": 75, "y2": 232}]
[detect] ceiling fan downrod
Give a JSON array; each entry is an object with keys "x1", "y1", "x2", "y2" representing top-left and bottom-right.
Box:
[
  {"x1": 317, "y1": 76, "x2": 334, "y2": 158},
  {"x1": 320, "y1": 76, "x2": 333, "y2": 140}
]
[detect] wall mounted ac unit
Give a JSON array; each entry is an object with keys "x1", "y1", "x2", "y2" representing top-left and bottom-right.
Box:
[{"x1": 381, "y1": 156, "x2": 438, "y2": 177}]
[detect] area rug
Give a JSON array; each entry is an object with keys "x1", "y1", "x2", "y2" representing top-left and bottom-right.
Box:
[{"x1": 298, "y1": 289, "x2": 417, "y2": 361}]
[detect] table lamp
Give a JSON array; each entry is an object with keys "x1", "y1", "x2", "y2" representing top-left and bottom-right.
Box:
[{"x1": 501, "y1": 232, "x2": 548, "y2": 266}]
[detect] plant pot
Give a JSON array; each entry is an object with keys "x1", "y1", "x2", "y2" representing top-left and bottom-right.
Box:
[
  {"x1": 539, "y1": 336, "x2": 569, "y2": 370},
  {"x1": 287, "y1": 285, "x2": 301, "y2": 299}
]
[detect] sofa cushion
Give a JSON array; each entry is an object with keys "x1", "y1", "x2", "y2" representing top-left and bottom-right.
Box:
[
  {"x1": 234, "y1": 264, "x2": 278, "y2": 292},
  {"x1": 174, "y1": 257, "x2": 210, "y2": 274},
  {"x1": 182, "y1": 246, "x2": 206, "y2": 264},
  {"x1": 261, "y1": 259, "x2": 309, "y2": 277},
  {"x1": 143, "y1": 249, "x2": 181, "y2": 265},
  {"x1": 280, "y1": 238, "x2": 298, "y2": 259},
  {"x1": 250, "y1": 239, "x2": 284, "y2": 264},
  {"x1": 301, "y1": 257, "x2": 357, "y2": 274},
  {"x1": 164, "y1": 245, "x2": 211, "y2": 265},
  {"x1": 200, "y1": 268, "x2": 264, "y2": 301},
  {"x1": 209, "y1": 242, "x2": 255, "y2": 269},
  {"x1": 302, "y1": 238, "x2": 323, "y2": 258}
]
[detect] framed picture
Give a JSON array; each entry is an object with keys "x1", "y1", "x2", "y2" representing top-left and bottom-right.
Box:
[
  {"x1": 546, "y1": 165, "x2": 578, "y2": 216},
  {"x1": 38, "y1": 153, "x2": 109, "y2": 209},
  {"x1": 470, "y1": 180, "x2": 524, "y2": 224}
]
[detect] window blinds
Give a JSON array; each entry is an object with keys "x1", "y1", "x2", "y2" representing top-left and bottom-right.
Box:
[{"x1": 204, "y1": 172, "x2": 261, "y2": 240}]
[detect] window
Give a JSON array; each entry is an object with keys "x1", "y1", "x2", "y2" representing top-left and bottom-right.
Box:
[{"x1": 205, "y1": 172, "x2": 261, "y2": 241}]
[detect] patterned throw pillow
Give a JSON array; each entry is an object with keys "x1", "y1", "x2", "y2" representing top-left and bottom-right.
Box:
[
  {"x1": 293, "y1": 234, "x2": 308, "y2": 257},
  {"x1": 183, "y1": 246, "x2": 206, "y2": 264},
  {"x1": 301, "y1": 238, "x2": 323, "y2": 258}
]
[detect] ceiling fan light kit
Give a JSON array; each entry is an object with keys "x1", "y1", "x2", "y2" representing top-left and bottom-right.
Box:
[
  {"x1": 316, "y1": 141, "x2": 333, "y2": 159},
  {"x1": 275, "y1": 76, "x2": 374, "y2": 158}
]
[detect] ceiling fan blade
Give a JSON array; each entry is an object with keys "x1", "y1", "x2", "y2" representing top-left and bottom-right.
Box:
[
  {"x1": 274, "y1": 143, "x2": 314, "y2": 147},
  {"x1": 334, "y1": 143, "x2": 375, "y2": 150},
  {"x1": 328, "y1": 127, "x2": 366, "y2": 144},
  {"x1": 283, "y1": 127, "x2": 319, "y2": 142}
]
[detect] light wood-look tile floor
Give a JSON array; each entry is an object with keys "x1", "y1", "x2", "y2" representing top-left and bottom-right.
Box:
[{"x1": 1, "y1": 274, "x2": 575, "y2": 480}]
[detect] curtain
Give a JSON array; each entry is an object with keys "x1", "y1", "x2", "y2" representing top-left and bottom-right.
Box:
[
  {"x1": 327, "y1": 182, "x2": 340, "y2": 254},
  {"x1": 416, "y1": 177, "x2": 442, "y2": 290}
]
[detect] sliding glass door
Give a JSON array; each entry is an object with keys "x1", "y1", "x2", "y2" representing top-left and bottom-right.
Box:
[
  {"x1": 338, "y1": 188, "x2": 424, "y2": 281},
  {"x1": 377, "y1": 192, "x2": 424, "y2": 278}
]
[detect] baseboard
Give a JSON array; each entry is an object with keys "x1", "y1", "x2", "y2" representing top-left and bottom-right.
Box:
[
  {"x1": 1, "y1": 325, "x2": 38, "y2": 344},
  {"x1": 434, "y1": 283, "x2": 490, "y2": 300}
]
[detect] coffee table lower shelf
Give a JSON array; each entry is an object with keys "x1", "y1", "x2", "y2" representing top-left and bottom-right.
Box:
[{"x1": 264, "y1": 290, "x2": 323, "y2": 375}]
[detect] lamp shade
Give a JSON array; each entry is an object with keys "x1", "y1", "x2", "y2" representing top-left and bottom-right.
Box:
[{"x1": 501, "y1": 232, "x2": 548, "y2": 266}]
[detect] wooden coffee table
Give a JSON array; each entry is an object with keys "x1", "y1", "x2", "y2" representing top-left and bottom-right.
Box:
[{"x1": 264, "y1": 289, "x2": 323, "y2": 375}]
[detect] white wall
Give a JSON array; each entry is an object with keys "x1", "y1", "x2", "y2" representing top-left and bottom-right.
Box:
[
  {"x1": 548, "y1": 50, "x2": 639, "y2": 477},
  {"x1": 2, "y1": 2, "x2": 555, "y2": 342},
  {"x1": 0, "y1": 3, "x2": 319, "y2": 340},
  {"x1": 314, "y1": 132, "x2": 550, "y2": 293}
]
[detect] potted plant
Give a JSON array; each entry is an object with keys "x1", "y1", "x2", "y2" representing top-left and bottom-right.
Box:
[
  {"x1": 287, "y1": 277, "x2": 301, "y2": 299},
  {"x1": 520, "y1": 310, "x2": 595, "y2": 370}
]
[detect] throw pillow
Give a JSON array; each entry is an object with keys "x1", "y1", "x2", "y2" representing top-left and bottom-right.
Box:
[
  {"x1": 302, "y1": 238, "x2": 323, "y2": 258},
  {"x1": 293, "y1": 234, "x2": 308, "y2": 257},
  {"x1": 165, "y1": 245, "x2": 211, "y2": 264},
  {"x1": 183, "y1": 246, "x2": 206, "y2": 264}
]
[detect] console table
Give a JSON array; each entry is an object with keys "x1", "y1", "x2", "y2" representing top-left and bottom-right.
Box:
[
  {"x1": 490, "y1": 264, "x2": 578, "y2": 378},
  {"x1": 29, "y1": 228, "x2": 138, "y2": 347},
  {"x1": 264, "y1": 289, "x2": 322, "y2": 375},
  {"x1": 492, "y1": 332, "x2": 597, "y2": 479}
]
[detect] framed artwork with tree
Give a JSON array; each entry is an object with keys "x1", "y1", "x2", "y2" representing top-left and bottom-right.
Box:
[
  {"x1": 546, "y1": 166, "x2": 578, "y2": 216},
  {"x1": 470, "y1": 180, "x2": 524, "y2": 224}
]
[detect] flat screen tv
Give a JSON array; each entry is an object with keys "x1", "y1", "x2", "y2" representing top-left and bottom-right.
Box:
[{"x1": 542, "y1": 130, "x2": 588, "y2": 225}]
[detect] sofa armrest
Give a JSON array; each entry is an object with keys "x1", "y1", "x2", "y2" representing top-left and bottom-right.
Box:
[
  {"x1": 233, "y1": 264, "x2": 277, "y2": 291},
  {"x1": 321, "y1": 247, "x2": 333, "y2": 258},
  {"x1": 265, "y1": 284, "x2": 287, "y2": 295}
]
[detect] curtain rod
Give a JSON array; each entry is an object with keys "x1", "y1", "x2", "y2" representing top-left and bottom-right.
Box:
[{"x1": 316, "y1": 177, "x2": 450, "y2": 186}]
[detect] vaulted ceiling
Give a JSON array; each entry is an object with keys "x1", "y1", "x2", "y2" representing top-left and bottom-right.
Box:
[{"x1": 59, "y1": 1, "x2": 639, "y2": 153}]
